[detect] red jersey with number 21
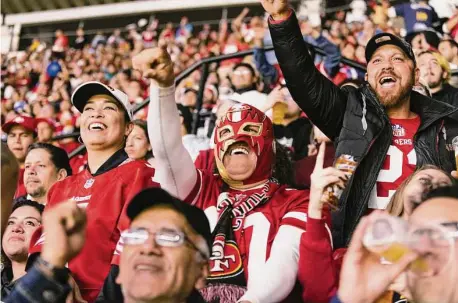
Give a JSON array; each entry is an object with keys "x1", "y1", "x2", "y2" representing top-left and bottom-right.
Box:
[{"x1": 369, "y1": 116, "x2": 420, "y2": 209}]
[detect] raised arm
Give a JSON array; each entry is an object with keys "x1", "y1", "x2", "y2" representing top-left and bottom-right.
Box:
[
  {"x1": 133, "y1": 48, "x2": 197, "y2": 200},
  {"x1": 443, "y1": 13, "x2": 458, "y2": 34},
  {"x1": 261, "y1": 0, "x2": 347, "y2": 140}
]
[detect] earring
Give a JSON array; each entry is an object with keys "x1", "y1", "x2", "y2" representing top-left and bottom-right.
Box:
[{"x1": 78, "y1": 136, "x2": 84, "y2": 144}]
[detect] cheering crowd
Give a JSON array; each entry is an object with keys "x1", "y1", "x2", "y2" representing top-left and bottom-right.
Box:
[{"x1": 2, "y1": 0, "x2": 458, "y2": 302}]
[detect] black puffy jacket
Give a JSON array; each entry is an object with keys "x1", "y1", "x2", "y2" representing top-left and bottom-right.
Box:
[{"x1": 269, "y1": 13, "x2": 458, "y2": 247}]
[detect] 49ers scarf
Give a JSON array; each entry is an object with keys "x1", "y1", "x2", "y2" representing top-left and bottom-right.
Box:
[{"x1": 200, "y1": 179, "x2": 280, "y2": 303}]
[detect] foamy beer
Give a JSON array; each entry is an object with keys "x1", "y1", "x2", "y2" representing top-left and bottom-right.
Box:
[
  {"x1": 363, "y1": 215, "x2": 408, "y2": 258},
  {"x1": 272, "y1": 102, "x2": 287, "y2": 125},
  {"x1": 452, "y1": 136, "x2": 458, "y2": 171},
  {"x1": 322, "y1": 154, "x2": 357, "y2": 208},
  {"x1": 363, "y1": 215, "x2": 428, "y2": 272}
]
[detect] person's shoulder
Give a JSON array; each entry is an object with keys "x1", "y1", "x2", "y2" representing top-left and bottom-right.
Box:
[
  {"x1": 199, "y1": 168, "x2": 220, "y2": 184},
  {"x1": 117, "y1": 158, "x2": 155, "y2": 178},
  {"x1": 241, "y1": 90, "x2": 267, "y2": 98},
  {"x1": 197, "y1": 169, "x2": 221, "y2": 193},
  {"x1": 446, "y1": 84, "x2": 458, "y2": 93},
  {"x1": 263, "y1": 186, "x2": 310, "y2": 222},
  {"x1": 340, "y1": 83, "x2": 359, "y2": 95},
  {"x1": 445, "y1": 110, "x2": 458, "y2": 123},
  {"x1": 54, "y1": 169, "x2": 87, "y2": 186},
  {"x1": 273, "y1": 186, "x2": 310, "y2": 204},
  {"x1": 119, "y1": 158, "x2": 153, "y2": 170},
  {"x1": 294, "y1": 117, "x2": 313, "y2": 128}
]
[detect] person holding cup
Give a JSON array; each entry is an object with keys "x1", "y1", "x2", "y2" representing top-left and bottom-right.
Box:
[{"x1": 334, "y1": 184, "x2": 458, "y2": 303}]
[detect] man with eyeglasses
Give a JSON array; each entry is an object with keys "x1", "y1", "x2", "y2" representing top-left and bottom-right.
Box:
[
  {"x1": 7, "y1": 188, "x2": 211, "y2": 303},
  {"x1": 333, "y1": 183, "x2": 458, "y2": 303},
  {"x1": 115, "y1": 187, "x2": 211, "y2": 303}
]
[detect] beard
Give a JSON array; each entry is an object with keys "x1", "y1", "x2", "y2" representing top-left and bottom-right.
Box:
[
  {"x1": 427, "y1": 76, "x2": 442, "y2": 90},
  {"x1": 375, "y1": 73, "x2": 415, "y2": 109},
  {"x1": 27, "y1": 185, "x2": 46, "y2": 198}
]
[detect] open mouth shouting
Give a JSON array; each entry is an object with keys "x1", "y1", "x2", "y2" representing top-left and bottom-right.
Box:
[
  {"x1": 226, "y1": 142, "x2": 251, "y2": 158},
  {"x1": 222, "y1": 141, "x2": 257, "y2": 179},
  {"x1": 379, "y1": 75, "x2": 397, "y2": 88}
]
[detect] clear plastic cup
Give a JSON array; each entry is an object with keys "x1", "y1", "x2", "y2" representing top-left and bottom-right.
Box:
[{"x1": 363, "y1": 215, "x2": 438, "y2": 276}]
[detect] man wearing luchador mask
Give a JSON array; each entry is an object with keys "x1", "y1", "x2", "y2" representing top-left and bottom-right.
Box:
[{"x1": 134, "y1": 47, "x2": 335, "y2": 303}]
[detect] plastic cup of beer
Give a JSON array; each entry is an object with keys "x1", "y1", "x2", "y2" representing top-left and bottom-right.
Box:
[
  {"x1": 322, "y1": 154, "x2": 357, "y2": 209},
  {"x1": 363, "y1": 215, "x2": 429, "y2": 273},
  {"x1": 363, "y1": 215, "x2": 409, "y2": 259}
]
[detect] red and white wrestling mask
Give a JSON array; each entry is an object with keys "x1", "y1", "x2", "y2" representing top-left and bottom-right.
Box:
[{"x1": 214, "y1": 103, "x2": 274, "y2": 187}]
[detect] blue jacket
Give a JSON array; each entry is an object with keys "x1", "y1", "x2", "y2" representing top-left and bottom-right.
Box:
[{"x1": 5, "y1": 263, "x2": 70, "y2": 303}]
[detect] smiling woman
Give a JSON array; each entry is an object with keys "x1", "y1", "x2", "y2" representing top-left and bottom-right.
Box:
[
  {"x1": 1, "y1": 199, "x2": 44, "y2": 300},
  {"x1": 27, "y1": 81, "x2": 158, "y2": 303}
]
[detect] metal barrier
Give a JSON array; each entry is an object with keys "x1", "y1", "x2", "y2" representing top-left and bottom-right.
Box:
[{"x1": 63, "y1": 44, "x2": 458, "y2": 159}]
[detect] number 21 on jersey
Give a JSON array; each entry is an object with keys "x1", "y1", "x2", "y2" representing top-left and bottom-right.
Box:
[{"x1": 369, "y1": 145, "x2": 416, "y2": 209}]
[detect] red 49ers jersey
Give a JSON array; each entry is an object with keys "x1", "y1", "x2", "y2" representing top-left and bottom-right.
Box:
[
  {"x1": 43, "y1": 158, "x2": 157, "y2": 302},
  {"x1": 185, "y1": 170, "x2": 309, "y2": 293},
  {"x1": 369, "y1": 116, "x2": 420, "y2": 209}
]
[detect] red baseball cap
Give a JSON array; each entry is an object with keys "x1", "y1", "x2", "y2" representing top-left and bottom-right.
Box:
[
  {"x1": 2, "y1": 115, "x2": 37, "y2": 135},
  {"x1": 35, "y1": 117, "x2": 56, "y2": 131}
]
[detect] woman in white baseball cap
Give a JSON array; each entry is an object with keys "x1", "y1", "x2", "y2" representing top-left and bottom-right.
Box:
[
  {"x1": 29, "y1": 81, "x2": 157, "y2": 302},
  {"x1": 71, "y1": 81, "x2": 134, "y2": 161}
]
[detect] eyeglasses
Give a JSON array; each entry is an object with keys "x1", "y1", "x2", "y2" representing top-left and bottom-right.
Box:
[
  {"x1": 121, "y1": 227, "x2": 209, "y2": 259},
  {"x1": 407, "y1": 221, "x2": 458, "y2": 277},
  {"x1": 409, "y1": 222, "x2": 458, "y2": 246}
]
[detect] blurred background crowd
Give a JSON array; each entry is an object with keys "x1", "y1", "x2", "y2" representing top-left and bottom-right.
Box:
[{"x1": 2, "y1": 0, "x2": 458, "y2": 173}]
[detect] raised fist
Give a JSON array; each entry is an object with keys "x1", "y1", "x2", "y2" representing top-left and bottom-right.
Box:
[
  {"x1": 41, "y1": 200, "x2": 87, "y2": 268},
  {"x1": 260, "y1": 0, "x2": 291, "y2": 20},
  {"x1": 132, "y1": 47, "x2": 175, "y2": 87}
]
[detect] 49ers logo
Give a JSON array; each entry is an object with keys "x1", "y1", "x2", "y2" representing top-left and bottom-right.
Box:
[{"x1": 208, "y1": 239, "x2": 243, "y2": 280}]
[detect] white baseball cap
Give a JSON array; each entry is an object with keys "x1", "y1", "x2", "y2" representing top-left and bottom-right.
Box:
[{"x1": 71, "y1": 81, "x2": 133, "y2": 121}]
